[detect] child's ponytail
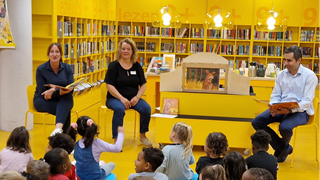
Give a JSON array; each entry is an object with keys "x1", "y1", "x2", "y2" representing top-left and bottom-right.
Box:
[
  {"x1": 83, "y1": 122, "x2": 99, "y2": 148},
  {"x1": 67, "y1": 123, "x2": 78, "y2": 143},
  {"x1": 173, "y1": 122, "x2": 193, "y2": 159}
]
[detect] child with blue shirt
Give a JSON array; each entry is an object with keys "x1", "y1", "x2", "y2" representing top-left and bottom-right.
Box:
[{"x1": 67, "y1": 116, "x2": 124, "y2": 180}]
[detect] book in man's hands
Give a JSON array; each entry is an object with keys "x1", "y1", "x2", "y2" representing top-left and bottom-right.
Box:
[
  {"x1": 45, "y1": 77, "x2": 88, "y2": 90},
  {"x1": 269, "y1": 102, "x2": 300, "y2": 110},
  {"x1": 252, "y1": 98, "x2": 300, "y2": 110}
]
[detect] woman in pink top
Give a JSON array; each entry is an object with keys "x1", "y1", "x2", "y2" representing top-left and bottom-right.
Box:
[{"x1": 0, "y1": 126, "x2": 34, "y2": 173}]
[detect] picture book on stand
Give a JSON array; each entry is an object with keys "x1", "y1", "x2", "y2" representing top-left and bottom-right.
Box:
[{"x1": 162, "y1": 98, "x2": 179, "y2": 115}]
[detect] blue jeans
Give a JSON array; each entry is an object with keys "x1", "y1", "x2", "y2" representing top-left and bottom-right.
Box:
[
  {"x1": 106, "y1": 98, "x2": 151, "y2": 138},
  {"x1": 252, "y1": 109, "x2": 309, "y2": 151},
  {"x1": 34, "y1": 93, "x2": 73, "y2": 133}
]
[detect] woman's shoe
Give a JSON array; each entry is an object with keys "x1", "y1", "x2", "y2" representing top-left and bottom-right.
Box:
[{"x1": 140, "y1": 138, "x2": 152, "y2": 146}]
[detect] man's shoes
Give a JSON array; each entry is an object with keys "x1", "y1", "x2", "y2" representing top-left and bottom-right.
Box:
[
  {"x1": 50, "y1": 128, "x2": 63, "y2": 136},
  {"x1": 277, "y1": 145, "x2": 293, "y2": 162},
  {"x1": 140, "y1": 138, "x2": 152, "y2": 147},
  {"x1": 274, "y1": 148, "x2": 282, "y2": 157}
]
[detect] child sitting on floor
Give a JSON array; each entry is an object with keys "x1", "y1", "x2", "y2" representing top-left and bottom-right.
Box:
[
  {"x1": 199, "y1": 164, "x2": 226, "y2": 180},
  {"x1": 67, "y1": 116, "x2": 124, "y2": 180},
  {"x1": 156, "y1": 122, "x2": 196, "y2": 180},
  {"x1": 195, "y1": 132, "x2": 228, "y2": 176},
  {"x1": 47, "y1": 133, "x2": 79, "y2": 180},
  {"x1": 21, "y1": 160, "x2": 50, "y2": 180},
  {"x1": 242, "y1": 168, "x2": 274, "y2": 180},
  {"x1": 246, "y1": 130, "x2": 278, "y2": 180},
  {"x1": 223, "y1": 151, "x2": 246, "y2": 180},
  {"x1": 44, "y1": 148, "x2": 72, "y2": 180},
  {"x1": 129, "y1": 147, "x2": 168, "y2": 180},
  {"x1": 0, "y1": 126, "x2": 34, "y2": 173}
]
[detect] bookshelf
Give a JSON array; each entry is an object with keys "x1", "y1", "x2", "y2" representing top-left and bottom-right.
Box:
[
  {"x1": 32, "y1": 0, "x2": 117, "y2": 88},
  {"x1": 115, "y1": 21, "x2": 319, "y2": 77}
]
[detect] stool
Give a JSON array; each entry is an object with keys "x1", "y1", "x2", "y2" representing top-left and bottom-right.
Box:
[{"x1": 98, "y1": 83, "x2": 139, "y2": 142}]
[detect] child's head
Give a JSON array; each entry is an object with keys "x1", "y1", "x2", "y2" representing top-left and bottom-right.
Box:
[
  {"x1": 26, "y1": 160, "x2": 50, "y2": 180},
  {"x1": 21, "y1": 172, "x2": 41, "y2": 180},
  {"x1": 47, "y1": 133, "x2": 75, "y2": 154},
  {"x1": 170, "y1": 122, "x2": 193, "y2": 159},
  {"x1": 132, "y1": 176, "x2": 156, "y2": 180},
  {"x1": 200, "y1": 164, "x2": 226, "y2": 180},
  {"x1": 44, "y1": 148, "x2": 71, "y2": 175},
  {"x1": 205, "y1": 132, "x2": 228, "y2": 157},
  {"x1": 251, "y1": 130, "x2": 271, "y2": 154},
  {"x1": 134, "y1": 147, "x2": 164, "y2": 173},
  {"x1": 67, "y1": 116, "x2": 99, "y2": 148},
  {"x1": 242, "y1": 168, "x2": 274, "y2": 180},
  {"x1": 223, "y1": 151, "x2": 246, "y2": 180},
  {"x1": 6, "y1": 126, "x2": 31, "y2": 153},
  {"x1": 0, "y1": 171, "x2": 26, "y2": 180}
]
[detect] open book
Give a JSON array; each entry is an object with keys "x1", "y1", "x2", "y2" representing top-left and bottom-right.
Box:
[
  {"x1": 252, "y1": 98, "x2": 299, "y2": 110},
  {"x1": 45, "y1": 77, "x2": 88, "y2": 90}
]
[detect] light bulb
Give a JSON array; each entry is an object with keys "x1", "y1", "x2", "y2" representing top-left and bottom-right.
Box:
[
  {"x1": 214, "y1": 14, "x2": 223, "y2": 24},
  {"x1": 162, "y1": 13, "x2": 171, "y2": 22},
  {"x1": 267, "y1": 16, "x2": 276, "y2": 26},
  {"x1": 268, "y1": 25, "x2": 275, "y2": 30},
  {"x1": 215, "y1": 23, "x2": 222, "y2": 27},
  {"x1": 163, "y1": 21, "x2": 170, "y2": 26}
]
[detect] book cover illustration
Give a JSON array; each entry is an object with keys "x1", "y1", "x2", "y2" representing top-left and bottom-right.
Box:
[
  {"x1": 45, "y1": 77, "x2": 89, "y2": 90},
  {"x1": 162, "y1": 98, "x2": 179, "y2": 115},
  {"x1": 185, "y1": 68, "x2": 220, "y2": 90},
  {"x1": 269, "y1": 102, "x2": 299, "y2": 110}
]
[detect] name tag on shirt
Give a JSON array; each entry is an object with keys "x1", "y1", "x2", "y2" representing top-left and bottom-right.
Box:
[{"x1": 130, "y1": 71, "x2": 136, "y2": 75}]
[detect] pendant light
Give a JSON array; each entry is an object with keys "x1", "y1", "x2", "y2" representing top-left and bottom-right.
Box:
[
  {"x1": 151, "y1": 5, "x2": 181, "y2": 28},
  {"x1": 204, "y1": 8, "x2": 234, "y2": 29},
  {"x1": 256, "y1": 6, "x2": 287, "y2": 32}
]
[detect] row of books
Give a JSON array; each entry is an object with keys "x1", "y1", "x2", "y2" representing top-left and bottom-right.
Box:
[
  {"x1": 133, "y1": 26, "x2": 145, "y2": 36},
  {"x1": 191, "y1": 28, "x2": 205, "y2": 38},
  {"x1": 268, "y1": 46, "x2": 282, "y2": 57},
  {"x1": 160, "y1": 43, "x2": 174, "y2": 53},
  {"x1": 300, "y1": 47, "x2": 312, "y2": 57},
  {"x1": 268, "y1": 32, "x2": 285, "y2": 41},
  {"x1": 237, "y1": 29, "x2": 251, "y2": 40},
  {"x1": 176, "y1": 27, "x2": 189, "y2": 38},
  {"x1": 190, "y1": 43, "x2": 204, "y2": 53},
  {"x1": 221, "y1": 29, "x2": 236, "y2": 39},
  {"x1": 161, "y1": 28, "x2": 175, "y2": 37},
  {"x1": 314, "y1": 63, "x2": 319, "y2": 73},
  {"x1": 72, "y1": 79, "x2": 105, "y2": 96},
  {"x1": 72, "y1": 40, "x2": 115, "y2": 58},
  {"x1": 252, "y1": 45, "x2": 267, "y2": 56},
  {"x1": 314, "y1": 47, "x2": 319, "y2": 58},
  {"x1": 316, "y1": 31, "x2": 320, "y2": 42},
  {"x1": 220, "y1": 45, "x2": 250, "y2": 55},
  {"x1": 146, "y1": 26, "x2": 160, "y2": 37},
  {"x1": 136, "y1": 42, "x2": 146, "y2": 52},
  {"x1": 70, "y1": 56, "x2": 113, "y2": 76},
  {"x1": 118, "y1": 25, "x2": 131, "y2": 36},
  {"x1": 137, "y1": 57, "x2": 145, "y2": 67},
  {"x1": 176, "y1": 43, "x2": 187, "y2": 53},
  {"x1": 175, "y1": 57, "x2": 185, "y2": 67},
  {"x1": 300, "y1": 30, "x2": 314, "y2": 42},
  {"x1": 57, "y1": 20, "x2": 73, "y2": 38},
  {"x1": 101, "y1": 25, "x2": 116, "y2": 36},
  {"x1": 207, "y1": 29, "x2": 221, "y2": 39},
  {"x1": 206, "y1": 44, "x2": 220, "y2": 53}
]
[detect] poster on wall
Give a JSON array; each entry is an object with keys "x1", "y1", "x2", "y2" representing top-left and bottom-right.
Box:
[{"x1": 0, "y1": 0, "x2": 15, "y2": 48}]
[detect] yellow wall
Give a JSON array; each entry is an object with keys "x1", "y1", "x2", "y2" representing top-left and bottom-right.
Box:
[
  {"x1": 56, "y1": 0, "x2": 117, "y2": 20},
  {"x1": 117, "y1": 0, "x2": 319, "y2": 26}
]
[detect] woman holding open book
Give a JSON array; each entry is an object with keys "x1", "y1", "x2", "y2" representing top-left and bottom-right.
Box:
[
  {"x1": 33, "y1": 43, "x2": 74, "y2": 136},
  {"x1": 104, "y1": 38, "x2": 152, "y2": 146}
]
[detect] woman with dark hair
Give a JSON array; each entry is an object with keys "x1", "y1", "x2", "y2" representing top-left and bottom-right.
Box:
[
  {"x1": 33, "y1": 43, "x2": 74, "y2": 136},
  {"x1": 104, "y1": 38, "x2": 151, "y2": 146}
]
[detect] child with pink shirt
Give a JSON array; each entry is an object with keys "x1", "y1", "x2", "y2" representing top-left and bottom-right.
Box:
[
  {"x1": 67, "y1": 116, "x2": 124, "y2": 180},
  {"x1": 0, "y1": 126, "x2": 34, "y2": 173}
]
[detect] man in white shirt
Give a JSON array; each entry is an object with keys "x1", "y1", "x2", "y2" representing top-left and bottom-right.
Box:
[{"x1": 252, "y1": 45, "x2": 318, "y2": 163}]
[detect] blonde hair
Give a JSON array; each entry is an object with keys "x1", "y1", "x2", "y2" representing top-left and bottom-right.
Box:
[
  {"x1": 116, "y1": 38, "x2": 138, "y2": 63},
  {"x1": 201, "y1": 164, "x2": 226, "y2": 180},
  {"x1": 0, "y1": 171, "x2": 26, "y2": 180},
  {"x1": 172, "y1": 122, "x2": 193, "y2": 159}
]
